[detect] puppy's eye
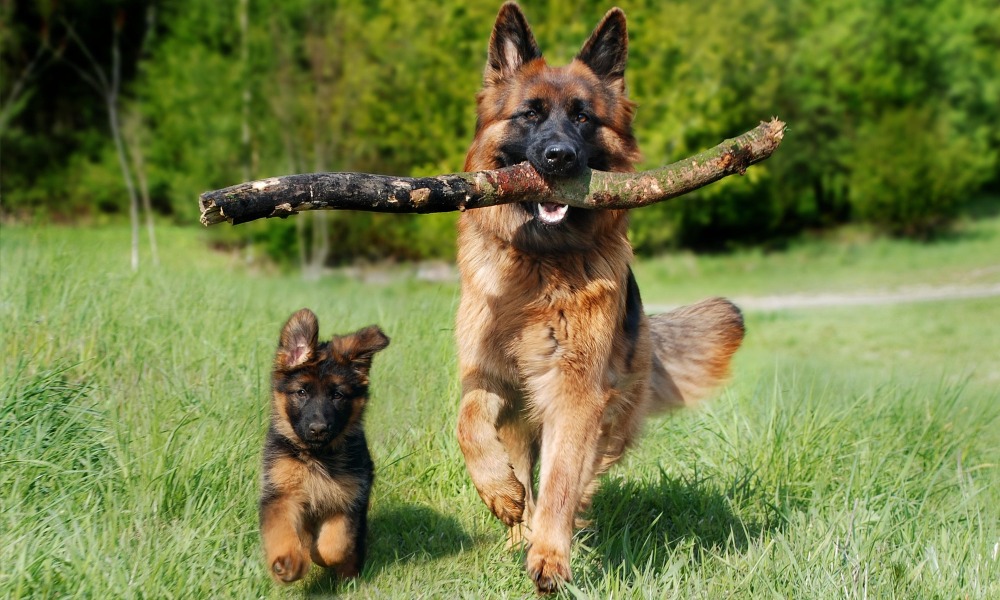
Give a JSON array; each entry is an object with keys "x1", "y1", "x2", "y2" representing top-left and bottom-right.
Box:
[
  {"x1": 523, "y1": 109, "x2": 538, "y2": 121},
  {"x1": 331, "y1": 391, "x2": 344, "y2": 401},
  {"x1": 295, "y1": 388, "x2": 308, "y2": 398},
  {"x1": 576, "y1": 112, "x2": 589, "y2": 124}
]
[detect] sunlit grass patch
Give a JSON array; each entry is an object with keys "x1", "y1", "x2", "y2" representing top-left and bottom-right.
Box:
[{"x1": 1, "y1": 224, "x2": 997, "y2": 598}]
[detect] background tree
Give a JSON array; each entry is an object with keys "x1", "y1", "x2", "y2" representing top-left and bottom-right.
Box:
[{"x1": 3, "y1": 0, "x2": 998, "y2": 264}]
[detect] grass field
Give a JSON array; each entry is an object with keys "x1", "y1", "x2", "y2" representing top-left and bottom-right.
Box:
[{"x1": 2, "y1": 219, "x2": 998, "y2": 599}]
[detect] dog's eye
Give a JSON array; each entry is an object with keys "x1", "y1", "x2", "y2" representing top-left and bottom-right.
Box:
[
  {"x1": 523, "y1": 109, "x2": 538, "y2": 121},
  {"x1": 295, "y1": 388, "x2": 308, "y2": 398},
  {"x1": 331, "y1": 391, "x2": 344, "y2": 401},
  {"x1": 576, "y1": 112, "x2": 589, "y2": 124}
]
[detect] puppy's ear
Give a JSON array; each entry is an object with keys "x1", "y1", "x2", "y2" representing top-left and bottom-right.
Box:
[
  {"x1": 331, "y1": 325, "x2": 390, "y2": 379},
  {"x1": 576, "y1": 8, "x2": 629, "y2": 93},
  {"x1": 275, "y1": 308, "x2": 318, "y2": 369},
  {"x1": 484, "y1": 2, "x2": 542, "y2": 85}
]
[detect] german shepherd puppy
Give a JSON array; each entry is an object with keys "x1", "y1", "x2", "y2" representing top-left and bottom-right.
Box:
[
  {"x1": 456, "y1": 3, "x2": 745, "y2": 592},
  {"x1": 260, "y1": 308, "x2": 389, "y2": 583}
]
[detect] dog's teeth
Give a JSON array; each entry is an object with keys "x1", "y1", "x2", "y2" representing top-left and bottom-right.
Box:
[{"x1": 536, "y1": 202, "x2": 569, "y2": 224}]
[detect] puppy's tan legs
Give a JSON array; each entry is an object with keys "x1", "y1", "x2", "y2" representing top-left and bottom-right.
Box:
[
  {"x1": 311, "y1": 512, "x2": 361, "y2": 578},
  {"x1": 261, "y1": 496, "x2": 311, "y2": 583},
  {"x1": 457, "y1": 376, "x2": 526, "y2": 527}
]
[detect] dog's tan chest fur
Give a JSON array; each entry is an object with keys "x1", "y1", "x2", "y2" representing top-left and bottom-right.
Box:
[
  {"x1": 457, "y1": 232, "x2": 636, "y2": 393},
  {"x1": 268, "y1": 455, "x2": 364, "y2": 515}
]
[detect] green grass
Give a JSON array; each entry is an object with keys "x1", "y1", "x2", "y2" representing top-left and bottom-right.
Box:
[
  {"x1": 632, "y1": 216, "x2": 1000, "y2": 302},
  {"x1": 1, "y1": 222, "x2": 998, "y2": 598}
]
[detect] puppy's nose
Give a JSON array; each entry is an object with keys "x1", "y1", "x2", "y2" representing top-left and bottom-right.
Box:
[
  {"x1": 543, "y1": 144, "x2": 578, "y2": 171},
  {"x1": 308, "y1": 423, "x2": 328, "y2": 438}
]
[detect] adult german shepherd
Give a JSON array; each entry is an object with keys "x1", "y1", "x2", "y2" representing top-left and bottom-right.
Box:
[
  {"x1": 259, "y1": 308, "x2": 389, "y2": 583},
  {"x1": 456, "y1": 3, "x2": 745, "y2": 592}
]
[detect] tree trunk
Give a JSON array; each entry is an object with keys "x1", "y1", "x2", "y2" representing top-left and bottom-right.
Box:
[
  {"x1": 62, "y1": 15, "x2": 147, "y2": 271},
  {"x1": 124, "y1": 113, "x2": 160, "y2": 267},
  {"x1": 107, "y1": 91, "x2": 141, "y2": 271}
]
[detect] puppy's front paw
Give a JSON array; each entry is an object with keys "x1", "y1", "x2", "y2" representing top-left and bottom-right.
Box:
[
  {"x1": 269, "y1": 549, "x2": 310, "y2": 583},
  {"x1": 526, "y1": 543, "x2": 571, "y2": 594}
]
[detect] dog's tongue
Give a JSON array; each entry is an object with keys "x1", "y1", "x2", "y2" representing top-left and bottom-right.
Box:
[{"x1": 536, "y1": 202, "x2": 569, "y2": 225}]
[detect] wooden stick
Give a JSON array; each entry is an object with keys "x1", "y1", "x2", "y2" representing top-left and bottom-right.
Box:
[{"x1": 199, "y1": 118, "x2": 785, "y2": 226}]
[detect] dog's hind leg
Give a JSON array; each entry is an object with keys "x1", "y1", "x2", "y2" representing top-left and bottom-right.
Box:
[
  {"x1": 576, "y1": 379, "x2": 651, "y2": 523},
  {"x1": 457, "y1": 374, "x2": 526, "y2": 528},
  {"x1": 497, "y1": 416, "x2": 538, "y2": 547}
]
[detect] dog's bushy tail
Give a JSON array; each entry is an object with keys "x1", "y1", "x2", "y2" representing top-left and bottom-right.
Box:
[{"x1": 647, "y1": 297, "x2": 745, "y2": 411}]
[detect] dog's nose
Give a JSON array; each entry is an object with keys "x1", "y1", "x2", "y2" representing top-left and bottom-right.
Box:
[
  {"x1": 543, "y1": 144, "x2": 578, "y2": 171},
  {"x1": 308, "y1": 423, "x2": 327, "y2": 438}
]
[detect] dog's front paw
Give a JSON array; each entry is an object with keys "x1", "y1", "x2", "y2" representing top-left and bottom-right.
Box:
[
  {"x1": 269, "y1": 549, "x2": 310, "y2": 583},
  {"x1": 478, "y1": 471, "x2": 526, "y2": 527},
  {"x1": 526, "y1": 543, "x2": 571, "y2": 594}
]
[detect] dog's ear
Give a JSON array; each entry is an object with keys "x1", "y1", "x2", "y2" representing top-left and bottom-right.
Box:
[
  {"x1": 576, "y1": 7, "x2": 629, "y2": 92},
  {"x1": 276, "y1": 308, "x2": 318, "y2": 369},
  {"x1": 484, "y1": 2, "x2": 542, "y2": 85},
  {"x1": 331, "y1": 325, "x2": 390, "y2": 379}
]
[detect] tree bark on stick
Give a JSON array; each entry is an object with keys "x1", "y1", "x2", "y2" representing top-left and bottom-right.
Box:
[{"x1": 200, "y1": 118, "x2": 785, "y2": 227}]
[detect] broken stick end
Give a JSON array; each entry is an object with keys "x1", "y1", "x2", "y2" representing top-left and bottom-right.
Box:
[
  {"x1": 198, "y1": 193, "x2": 230, "y2": 226},
  {"x1": 767, "y1": 117, "x2": 786, "y2": 142}
]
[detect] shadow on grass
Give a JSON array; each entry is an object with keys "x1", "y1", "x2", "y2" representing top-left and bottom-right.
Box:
[
  {"x1": 582, "y1": 467, "x2": 784, "y2": 575},
  {"x1": 305, "y1": 502, "x2": 472, "y2": 595}
]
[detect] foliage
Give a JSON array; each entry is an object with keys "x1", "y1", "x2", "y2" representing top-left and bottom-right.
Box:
[
  {"x1": 847, "y1": 106, "x2": 996, "y2": 237},
  {"x1": 2, "y1": 0, "x2": 999, "y2": 259}
]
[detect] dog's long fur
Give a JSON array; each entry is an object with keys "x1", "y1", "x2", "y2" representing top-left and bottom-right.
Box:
[
  {"x1": 260, "y1": 309, "x2": 389, "y2": 583},
  {"x1": 455, "y1": 3, "x2": 745, "y2": 592}
]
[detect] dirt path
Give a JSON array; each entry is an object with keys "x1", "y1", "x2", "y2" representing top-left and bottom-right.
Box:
[
  {"x1": 348, "y1": 261, "x2": 1000, "y2": 312},
  {"x1": 646, "y1": 282, "x2": 1000, "y2": 312}
]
